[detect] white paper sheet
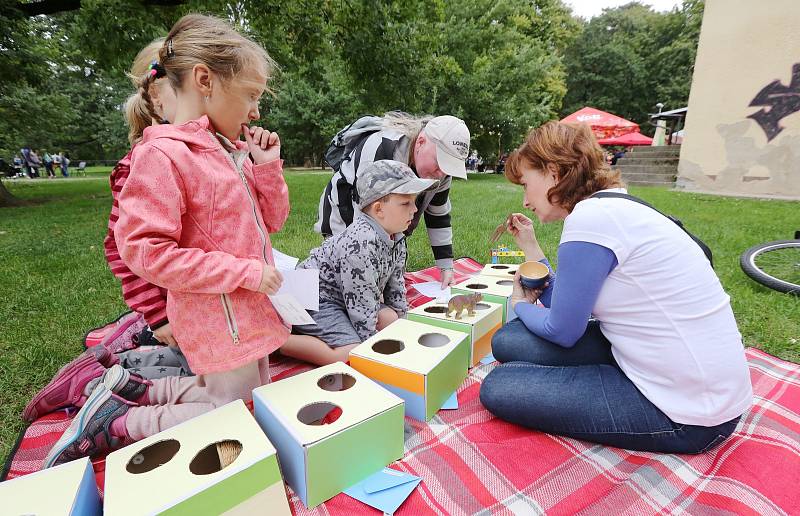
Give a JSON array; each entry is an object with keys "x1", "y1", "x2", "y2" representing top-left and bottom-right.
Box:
[
  {"x1": 268, "y1": 294, "x2": 316, "y2": 326},
  {"x1": 276, "y1": 269, "x2": 320, "y2": 311},
  {"x1": 413, "y1": 281, "x2": 451, "y2": 303},
  {"x1": 272, "y1": 248, "x2": 299, "y2": 271}
]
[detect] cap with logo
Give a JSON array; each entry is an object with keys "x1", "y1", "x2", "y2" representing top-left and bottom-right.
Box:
[
  {"x1": 356, "y1": 160, "x2": 438, "y2": 209},
  {"x1": 424, "y1": 115, "x2": 471, "y2": 180}
]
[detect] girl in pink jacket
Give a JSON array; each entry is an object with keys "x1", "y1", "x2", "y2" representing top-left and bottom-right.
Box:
[{"x1": 38, "y1": 14, "x2": 289, "y2": 467}]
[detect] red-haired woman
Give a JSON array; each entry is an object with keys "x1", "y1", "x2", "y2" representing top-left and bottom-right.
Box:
[{"x1": 480, "y1": 121, "x2": 752, "y2": 454}]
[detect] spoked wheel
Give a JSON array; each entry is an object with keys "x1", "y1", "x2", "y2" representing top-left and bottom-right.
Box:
[{"x1": 740, "y1": 240, "x2": 800, "y2": 295}]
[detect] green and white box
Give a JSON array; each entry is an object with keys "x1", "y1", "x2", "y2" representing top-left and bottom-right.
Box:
[
  {"x1": 0, "y1": 457, "x2": 101, "y2": 515},
  {"x1": 481, "y1": 263, "x2": 520, "y2": 278},
  {"x1": 104, "y1": 400, "x2": 291, "y2": 516},
  {"x1": 349, "y1": 318, "x2": 470, "y2": 421},
  {"x1": 253, "y1": 363, "x2": 405, "y2": 508},
  {"x1": 452, "y1": 275, "x2": 517, "y2": 322},
  {"x1": 407, "y1": 299, "x2": 503, "y2": 366}
]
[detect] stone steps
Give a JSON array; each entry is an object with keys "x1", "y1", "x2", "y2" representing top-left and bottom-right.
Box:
[
  {"x1": 613, "y1": 145, "x2": 679, "y2": 186},
  {"x1": 616, "y1": 156, "x2": 679, "y2": 166}
]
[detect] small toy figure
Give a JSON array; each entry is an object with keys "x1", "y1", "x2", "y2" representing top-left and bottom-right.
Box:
[{"x1": 446, "y1": 293, "x2": 483, "y2": 319}]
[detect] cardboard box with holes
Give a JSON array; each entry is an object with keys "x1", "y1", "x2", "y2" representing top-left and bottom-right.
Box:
[
  {"x1": 481, "y1": 262, "x2": 520, "y2": 278},
  {"x1": 252, "y1": 363, "x2": 405, "y2": 508},
  {"x1": 407, "y1": 298, "x2": 503, "y2": 366},
  {"x1": 0, "y1": 457, "x2": 101, "y2": 515},
  {"x1": 349, "y1": 318, "x2": 470, "y2": 421},
  {"x1": 451, "y1": 275, "x2": 517, "y2": 322},
  {"x1": 104, "y1": 399, "x2": 291, "y2": 515}
]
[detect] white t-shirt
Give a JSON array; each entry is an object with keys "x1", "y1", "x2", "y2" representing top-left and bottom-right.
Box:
[{"x1": 561, "y1": 188, "x2": 752, "y2": 426}]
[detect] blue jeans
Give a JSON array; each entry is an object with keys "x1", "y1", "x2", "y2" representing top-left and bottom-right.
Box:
[{"x1": 480, "y1": 319, "x2": 740, "y2": 454}]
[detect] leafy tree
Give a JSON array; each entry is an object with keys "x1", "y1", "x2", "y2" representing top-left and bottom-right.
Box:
[{"x1": 561, "y1": 1, "x2": 704, "y2": 128}]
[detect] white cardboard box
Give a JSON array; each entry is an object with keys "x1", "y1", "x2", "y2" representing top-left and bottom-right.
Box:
[
  {"x1": 350, "y1": 318, "x2": 470, "y2": 421},
  {"x1": 104, "y1": 400, "x2": 291, "y2": 515},
  {"x1": 253, "y1": 363, "x2": 405, "y2": 508},
  {"x1": 0, "y1": 457, "x2": 101, "y2": 515}
]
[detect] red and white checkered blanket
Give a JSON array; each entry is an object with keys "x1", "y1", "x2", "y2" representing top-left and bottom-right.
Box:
[{"x1": 4, "y1": 258, "x2": 799, "y2": 515}]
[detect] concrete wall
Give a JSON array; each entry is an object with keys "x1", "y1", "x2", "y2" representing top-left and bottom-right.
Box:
[{"x1": 677, "y1": 0, "x2": 800, "y2": 199}]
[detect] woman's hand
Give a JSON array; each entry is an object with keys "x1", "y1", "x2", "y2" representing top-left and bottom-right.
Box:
[
  {"x1": 257, "y1": 264, "x2": 283, "y2": 295},
  {"x1": 508, "y1": 213, "x2": 545, "y2": 261},
  {"x1": 510, "y1": 270, "x2": 547, "y2": 310},
  {"x1": 243, "y1": 124, "x2": 281, "y2": 165}
]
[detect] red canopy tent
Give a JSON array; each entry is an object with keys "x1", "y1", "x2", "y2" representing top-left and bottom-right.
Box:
[
  {"x1": 597, "y1": 131, "x2": 653, "y2": 146},
  {"x1": 561, "y1": 107, "x2": 639, "y2": 139}
]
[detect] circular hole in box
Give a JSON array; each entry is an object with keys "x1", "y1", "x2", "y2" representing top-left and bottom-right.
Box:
[
  {"x1": 126, "y1": 439, "x2": 180, "y2": 474},
  {"x1": 297, "y1": 402, "x2": 343, "y2": 426},
  {"x1": 189, "y1": 440, "x2": 242, "y2": 475},
  {"x1": 418, "y1": 333, "x2": 450, "y2": 348},
  {"x1": 491, "y1": 265, "x2": 510, "y2": 270},
  {"x1": 317, "y1": 372, "x2": 356, "y2": 392},
  {"x1": 466, "y1": 283, "x2": 488, "y2": 290},
  {"x1": 372, "y1": 339, "x2": 405, "y2": 354},
  {"x1": 474, "y1": 303, "x2": 491, "y2": 311},
  {"x1": 424, "y1": 306, "x2": 448, "y2": 314},
  {"x1": 497, "y1": 280, "x2": 514, "y2": 286}
]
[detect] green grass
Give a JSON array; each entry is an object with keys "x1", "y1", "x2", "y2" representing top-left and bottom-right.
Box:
[{"x1": 1, "y1": 170, "x2": 798, "y2": 466}]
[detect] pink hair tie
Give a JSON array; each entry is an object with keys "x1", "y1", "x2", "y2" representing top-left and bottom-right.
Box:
[{"x1": 149, "y1": 69, "x2": 157, "y2": 77}]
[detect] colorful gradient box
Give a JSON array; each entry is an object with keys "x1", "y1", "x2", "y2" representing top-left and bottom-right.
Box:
[
  {"x1": 452, "y1": 275, "x2": 517, "y2": 322},
  {"x1": 481, "y1": 263, "x2": 520, "y2": 278},
  {"x1": 0, "y1": 457, "x2": 101, "y2": 516},
  {"x1": 349, "y1": 318, "x2": 470, "y2": 421},
  {"x1": 407, "y1": 299, "x2": 503, "y2": 366},
  {"x1": 104, "y1": 400, "x2": 291, "y2": 515},
  {"x1": 252, "y1": 363, "x2": 405, "y2": 508}
]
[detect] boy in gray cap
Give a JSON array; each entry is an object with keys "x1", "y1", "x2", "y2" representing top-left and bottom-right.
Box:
[{"x1": 281, "y1": 160, "x2": 437, "y2": 365}]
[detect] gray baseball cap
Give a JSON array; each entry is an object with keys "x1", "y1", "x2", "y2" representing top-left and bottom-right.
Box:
[{"x1": 356, "y1": 160, "x2": 437, "y2": 209}]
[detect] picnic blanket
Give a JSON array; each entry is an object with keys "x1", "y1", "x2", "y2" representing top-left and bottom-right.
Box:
[{"x1": 4, "y1": 257, "x2": 799, "y2": 515}]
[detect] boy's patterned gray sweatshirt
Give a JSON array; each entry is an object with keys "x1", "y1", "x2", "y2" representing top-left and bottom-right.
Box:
[{"x1": 299, "y1": 213, "x2": 408, "y2": 341}]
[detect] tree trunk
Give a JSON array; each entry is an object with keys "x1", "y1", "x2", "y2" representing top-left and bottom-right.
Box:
[{"x1": 0, "y1": 179, "x2": 24, "y2": 207}]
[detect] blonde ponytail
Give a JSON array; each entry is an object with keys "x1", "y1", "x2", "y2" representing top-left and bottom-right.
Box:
[{"x1": 124, "y1": 39, "x2": 165, "y2": 145}]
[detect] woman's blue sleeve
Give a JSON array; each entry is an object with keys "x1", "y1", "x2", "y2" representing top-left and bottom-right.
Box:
[{"x1": 514, "y1": 241, "x2": 617, "y2": 347}]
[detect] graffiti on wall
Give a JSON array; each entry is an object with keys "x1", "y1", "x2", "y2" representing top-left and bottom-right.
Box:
[{"x1": 747, "y1": 62, "x2": 800, "y2": 141}]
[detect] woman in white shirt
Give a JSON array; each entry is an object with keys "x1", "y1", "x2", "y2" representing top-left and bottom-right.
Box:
[{"x1": 479, "y1": 121, "x2": 752, "y2": 453}]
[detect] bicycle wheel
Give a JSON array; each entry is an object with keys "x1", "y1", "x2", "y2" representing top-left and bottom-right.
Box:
[{"x1": 740, "y1": 240, "x2": 800, "y2": 295}]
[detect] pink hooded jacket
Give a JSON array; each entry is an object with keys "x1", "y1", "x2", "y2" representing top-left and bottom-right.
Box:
[{"x1": 116, "y1": 116, "x2": 290, "y2": 374}]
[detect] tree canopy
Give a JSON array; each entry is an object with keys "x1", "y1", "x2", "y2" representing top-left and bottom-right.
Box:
[{"x1": 0, "y1": 0, "x2": 704, "y2": 167}]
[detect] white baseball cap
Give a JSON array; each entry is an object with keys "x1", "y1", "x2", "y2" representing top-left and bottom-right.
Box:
[{"x1": 424, "y1": 115, "x2": 471, "y2": 179}]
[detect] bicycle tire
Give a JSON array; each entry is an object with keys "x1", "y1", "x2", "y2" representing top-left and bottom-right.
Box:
[{"x1": 740, "y1": 240, "x2": 800, "y2": 295}]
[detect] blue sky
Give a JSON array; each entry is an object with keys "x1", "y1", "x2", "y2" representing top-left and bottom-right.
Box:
[{"x1": 565, "y1": 0, "x2": 684, "y2": 19}]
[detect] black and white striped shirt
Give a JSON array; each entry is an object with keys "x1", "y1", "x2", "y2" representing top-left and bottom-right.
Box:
[{"x1": 314, "y1": 129, "x2": 454, "y2": 269}]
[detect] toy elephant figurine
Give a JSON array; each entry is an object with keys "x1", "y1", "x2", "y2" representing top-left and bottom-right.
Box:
[{"x1": 446, "y1": 293, "x2": 483, "y2": 319}]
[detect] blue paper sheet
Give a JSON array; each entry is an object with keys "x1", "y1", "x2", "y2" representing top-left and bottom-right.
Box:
[
  {"x1": 480, "y1": 352, "x2": 496, "y2": 364},
  {"x1": 343, "y1": 467, "x2": 422, "y2": 514},
  {"x1": 441, "y1": 391, "x2": 458, "y2": 410}
]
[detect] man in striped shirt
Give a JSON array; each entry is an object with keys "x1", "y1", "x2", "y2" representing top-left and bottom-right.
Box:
[{"x1": 314, "y1": 114, "x2": 470, "y2": 288}]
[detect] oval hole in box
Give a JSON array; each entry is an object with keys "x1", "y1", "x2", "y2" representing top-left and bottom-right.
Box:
[
  {"x1": 466, "y1": 283, "x2": 488, "y2": 290},
  {"x1": 491, "y1": 265, "x2": 510, "y2": 270},
  {"x1": 189, "y1": 440, "x2": 242, "y2": 475},
  {"x1": 317, "y1": 372, "x2": 356, "y2": 392},
  {"x1": 372, "y1": 339, "x2": 404, "y2": 354},
  {"x1": 497, "y1": 280, "x2": 514, "y2": 286},
  {"x1": 418, "y1": 333, "x2": 450, "y2": 348},
  {"x1": 474, "y1": 303, "x2": 491, "y2": 311},
  {"x1": 507, "y1": 270, "x2": 516, "y2": 275},
  {"x1": 126, "y1": 439, "x2": 180, "y2": 474},
  {"x1": 424, "y1": 306, "x2": 448, "y2": 314},
  {"x1": 297, "y1": 402, "x2": 343, "y2": 426}
]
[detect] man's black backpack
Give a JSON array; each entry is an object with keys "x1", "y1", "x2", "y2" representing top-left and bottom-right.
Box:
[
  {"x1": 591, "y1": 192, "x2": 713, "y2": 267},
  {"x1": 323, "y1": 115, "x2": 385, "y2": 172}
]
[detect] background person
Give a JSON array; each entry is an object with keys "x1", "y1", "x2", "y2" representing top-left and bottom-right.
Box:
[{"x1": 315, "y1": 112, "x2": 470, "y2": 288}]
